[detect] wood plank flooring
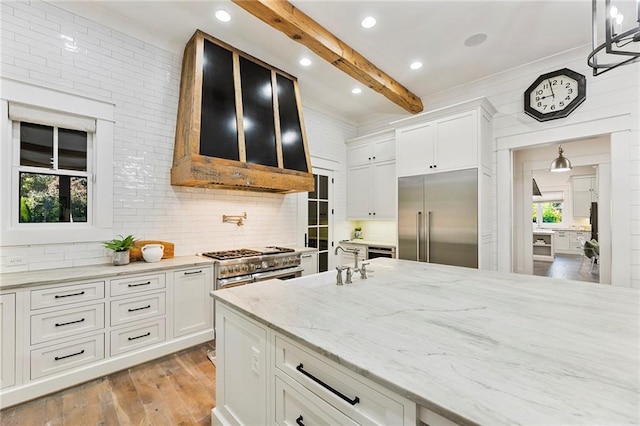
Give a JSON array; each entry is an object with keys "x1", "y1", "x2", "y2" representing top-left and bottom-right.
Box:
[
  {"x1": 533, "y1": 253, "x2": 599, "y2": 283},
  {"x1": 0, "y1": 341, "x2": 216, "y2": 426}
]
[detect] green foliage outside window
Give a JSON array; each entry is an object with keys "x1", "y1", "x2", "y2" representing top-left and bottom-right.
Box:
[
  {"x1": 19, "y1": 173, "x2": 87, "y2": 223},
  {"x1": 532, "y1": 202, "x2": 562, "y2": 224}
]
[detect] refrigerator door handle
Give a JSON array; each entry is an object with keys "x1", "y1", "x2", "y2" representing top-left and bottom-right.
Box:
[
  {"x1": 426, "y1": 211, "x2": 432, "y2": 263},
  {"x1": 416, "y1": 211, "x2": 422, "y2": 261}
]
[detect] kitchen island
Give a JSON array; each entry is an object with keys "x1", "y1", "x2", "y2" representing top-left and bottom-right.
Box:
[{"x1": 210, "y1": 258, "x2": 639, "y2": 425}]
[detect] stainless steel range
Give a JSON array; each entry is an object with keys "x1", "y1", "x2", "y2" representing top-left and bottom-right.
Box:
[{"x1": 202, "y1": 246, "x2": 302, "y2": 290}]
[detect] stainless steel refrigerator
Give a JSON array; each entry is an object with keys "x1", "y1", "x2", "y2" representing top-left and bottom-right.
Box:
[{"x1": 398, "y1": 168, "x2": 478, "y2": 268}]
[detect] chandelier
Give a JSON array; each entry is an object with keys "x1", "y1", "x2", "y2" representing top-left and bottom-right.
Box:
[{"x1": 587, "y1": 0, "x2": 640, "y2": 75}]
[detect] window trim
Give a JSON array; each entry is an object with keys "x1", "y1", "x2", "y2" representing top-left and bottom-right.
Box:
[{"x1": 1, "y1": 77, "x2": 114, "y2": 245}]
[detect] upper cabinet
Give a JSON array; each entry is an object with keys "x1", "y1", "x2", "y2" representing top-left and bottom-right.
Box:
[
  {"x1": 572, "y1": 175, "x2": 597, "y2": 217},
  {"x1": 346, "y1": 130, "x2": 396, "y2": 220},
  {"x1": 172, "y1": 30, "x2": 314, "y2": 193},
  {"x1": 393, "y1": 98, "x2": 496, "y2": 178}
]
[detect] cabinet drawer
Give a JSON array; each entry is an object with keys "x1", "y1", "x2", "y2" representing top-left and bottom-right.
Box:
[
  {"x1": 31, "y1": 303, "x2": 105, "y2": 345},
  {"x1": 110, "y1": 319, "x2": 165, "y2": 356},
  {"x1": 275, "y1": 374, "x2": 358, "y2": 426},
  {"x1": 30, "y1": 281, "x2": 105, "y2": 310},
  {"x1": 110, "y1": 292, "x2": 166, "y2": 327},
  {"x1": 109, "y1": 274, "x2": 165, "y2": 297},
  {"x1": 275, "y1": 335, "x2": 406, "y2": 425},
  {"x1": 31, "y1": 334, "x2": 104, "y2": 380}
]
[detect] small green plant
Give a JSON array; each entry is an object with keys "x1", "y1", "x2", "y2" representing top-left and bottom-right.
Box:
[
  {"x1": 354, "y1": 227, "x2": 362, "y2": 232},
  {"x1": 103, "y1": 235, "x2": 136, "y2": 252}
]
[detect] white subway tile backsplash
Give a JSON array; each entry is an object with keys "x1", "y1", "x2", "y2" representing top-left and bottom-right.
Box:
[{"x1": 1, "y1": 0, "x2": 355, "y2": 271}]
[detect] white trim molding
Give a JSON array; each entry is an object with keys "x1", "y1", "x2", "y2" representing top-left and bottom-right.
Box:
[{"x1": 0, "y1": 78, "x2": 115, "y2": 246}]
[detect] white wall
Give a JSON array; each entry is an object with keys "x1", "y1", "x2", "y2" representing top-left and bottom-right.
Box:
[
  {"x1": 0, "y1": 0, "x2": 355, "y2": 271},
  {"x1": 360, "y1": 47, "x2": 639, "y2": 287}
]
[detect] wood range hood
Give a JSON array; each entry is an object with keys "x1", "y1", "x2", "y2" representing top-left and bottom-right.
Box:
[{"x1": 171, "y1": 30, "x2": 314, "y2": 193}]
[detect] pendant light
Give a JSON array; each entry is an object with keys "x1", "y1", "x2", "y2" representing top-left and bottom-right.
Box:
[{"x1": 550, "y1": 146, "x2": 572, "y2": 172}]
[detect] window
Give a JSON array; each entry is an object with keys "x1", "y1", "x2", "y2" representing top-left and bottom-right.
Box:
[
  {"x1": 18, "y1": 122, "x2": 90, "y2": 223},
  {"x1": 532, "y1": 201, "x2": 564, "y2": 224},
  {"x1": 532, "y1": 190, "x2": 565, "y2": 227},
  {"x1": 1, "y1": 78, "x2": 114, "y2": 245}
]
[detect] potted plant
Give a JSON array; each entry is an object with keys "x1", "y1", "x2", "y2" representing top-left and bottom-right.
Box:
[
  {"x1": 103, "y1": 234, "x2": 136, "y2": 266},
  {"x1": 354, "y1": 227, "x2": 363, "y2": 239}
]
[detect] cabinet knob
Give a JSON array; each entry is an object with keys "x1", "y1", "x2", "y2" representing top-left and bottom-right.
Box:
[
  {"x1": 373, "y1": 212, "x2": 376, "y2": 215},
  {"x1": 373, "y1": 156, "x2": 376, "y2": 160},
  {"x1": 368, "y1": 212, "x2": 372, "y2": 215},
  {"x1": 433, "y1": 164, "x2": 437, "y2": 168},
  {"x1": 368, "y1": 157, "x2": 371, "y2": 160},
  {"x1": 429, "y1": 165, "x2": 433, "y2": 169}
]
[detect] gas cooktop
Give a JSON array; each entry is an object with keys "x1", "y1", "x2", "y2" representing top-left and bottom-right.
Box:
[{"x1": 201, "y1": 246, "x2": 294, "y2": 260}]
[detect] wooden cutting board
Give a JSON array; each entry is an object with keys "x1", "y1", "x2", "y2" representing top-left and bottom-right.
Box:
[{"x1": 130, "y1": 240, "x2": 174, "y2": 262}]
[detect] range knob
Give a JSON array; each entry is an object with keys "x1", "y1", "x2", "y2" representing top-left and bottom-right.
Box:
[{"x1": 261, "y1": 261, "x2": 269, "y2": 269}]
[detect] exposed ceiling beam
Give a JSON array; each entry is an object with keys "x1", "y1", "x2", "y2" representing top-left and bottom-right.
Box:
[{"x1": 231, "y1": 0, "x2": 424, "y2": 114}]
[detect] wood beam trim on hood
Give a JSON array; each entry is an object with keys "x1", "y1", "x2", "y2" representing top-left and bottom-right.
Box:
[{"x1": 231, "y1": 0, "x2": 424, "y2": 114}]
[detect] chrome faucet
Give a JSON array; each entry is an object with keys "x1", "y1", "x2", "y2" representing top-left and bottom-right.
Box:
[{"x1": 334, "y1": 246, "x2": 360, "y2": 271}]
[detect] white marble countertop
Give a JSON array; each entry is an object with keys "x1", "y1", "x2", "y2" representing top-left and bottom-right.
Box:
[
  {"x1": 212, "y1": 258, "x2": 640, "y2": 425},
  {"x1": 0, "y1": 255, "x2": 214, "y2": 290},
  {"x1": 339, "y1": 239, "x2": 396, "y2": 247},
  {"x1": 532, "y1": 229, "x2": 556, "y2": 235}
]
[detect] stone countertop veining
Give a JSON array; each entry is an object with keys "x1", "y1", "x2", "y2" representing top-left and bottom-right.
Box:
[
  {"x1": 0, "y1": 255, "x2": 215, "y2": 290},
  {"x1": 532, "y1": 229, "x2": 555, "y2": 235},
  {"x1": 211, "y1": 258, "x2": 640, "y2": 425}
]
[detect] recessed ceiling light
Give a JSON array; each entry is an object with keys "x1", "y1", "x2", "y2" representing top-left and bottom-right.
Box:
[
  {"x1": 215, "y1": 10, "x2": 231, "y2": 22},
  {"x1": 410, "y1": 61, "x2": 423, "y2": 70},
  {"x1": 361, "y1": 16, "x2": 376, "y2": 29},
  {"x1": 464, "y1": 33, "x2": 487, "y2": 47},
  {"x1": 299, "y1": 57, "x2": 312, "y2": 67},
  {"x1": 352, "y1": 87, "x2": 362, "y2": 94}
]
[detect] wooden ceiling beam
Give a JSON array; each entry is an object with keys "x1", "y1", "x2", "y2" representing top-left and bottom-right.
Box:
[{"x1": 231, "y1": 0, "x2": 424, "y2": 114}]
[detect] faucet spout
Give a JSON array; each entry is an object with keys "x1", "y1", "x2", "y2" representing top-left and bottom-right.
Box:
[{"x1": 334, "y1": 245, "x2": 360, "y2": 272}]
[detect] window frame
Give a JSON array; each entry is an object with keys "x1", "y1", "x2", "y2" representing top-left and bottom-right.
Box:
[
  {"x1": 533, "y1": 200, "x2": 566, "y2": 228},
  {"x1": 1, "y1": 78, "x2": 114, "y2": 245},
  {"x1": 13, "y1": 122, "x2": 93, "y2": 226}
]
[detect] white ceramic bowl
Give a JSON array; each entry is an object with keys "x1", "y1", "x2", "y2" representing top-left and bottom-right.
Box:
[{"x1": 142, "y1": 244, "x2": 164, "y2": 263}]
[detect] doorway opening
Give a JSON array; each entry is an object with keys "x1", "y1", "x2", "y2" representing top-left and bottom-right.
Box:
[{"x1": 512, "y1": 136, "x2": 610, "y2": 284}]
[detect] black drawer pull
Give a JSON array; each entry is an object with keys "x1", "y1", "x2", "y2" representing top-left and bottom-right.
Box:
[
  {"x1": 54, "y1": 349, "x2": 85, "y2": 361},
  {"x1": 296, "y1": 363, "x2": 360, "y2": 406},
  {"x1": 128, "y1": 304, "x2": 151, "y2": 312},
  {"x1": 296, "y1": 415, "x2": 304, "y2": 426},
  {"x1": 184, "y1": 270, "x2": 203, "y2": 275},
  {"x1": 55, "y1": 318, "x2": 85, "y2": 327},
  {"x1": 128, "y1": 281, "x2": 151, "y2": 288},
  {"x1": 128, "y1": 332, "x2": 151, "y2": 341},
  {"x1": 54, "y1": 291, "x2": 85, "y2": 299}
]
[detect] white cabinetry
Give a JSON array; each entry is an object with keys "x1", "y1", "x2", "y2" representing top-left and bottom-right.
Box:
[
  {"x1": 173, "y1": 267, "x2": 213, "y2": 338},
  {"x1": 346, "y1": 130, "x2": 396, "y2": 220},
  {"x1": 554, "y1": 230, "x2": 571, "y2": 253},
  {"x1": 300, "y1": 252, "x2": 318, "y2": 277},
  {"x1": 1, "y1": 262, "x2": 214, "y2": 409},
  {"x1": 572, "y1": 175, "x2": 597, "y2": 217},
  {"x1": 554, "y1": 230, "x2": 591, "y2": 255},
  {"x1": 1, "y1": 294, "x2": 16, "y2": 389},
  {"x1": 213, "y1": 302, "x2": 416, "y2": 426},
  {"x1": 393, "y1": 97, "x2": 496, "y2": 269},
  {"x1": 533, "y1": 232, "x2": 555, "y2": 262},
  {"x1": 395, "y1": 107, "x2": 490, "y2": 177}
]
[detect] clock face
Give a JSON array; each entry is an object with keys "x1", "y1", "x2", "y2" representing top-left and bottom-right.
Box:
[
  {"x1": 529, "y1": 75, "x2": 578, "y2": 114},
  {"x1": 524, "y1": 68, "x2": 586, "y2": 122}
]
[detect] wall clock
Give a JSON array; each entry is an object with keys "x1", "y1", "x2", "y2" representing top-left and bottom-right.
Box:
[{"x1": 524, "y1": 68, "x2": 586, "y2": 122}]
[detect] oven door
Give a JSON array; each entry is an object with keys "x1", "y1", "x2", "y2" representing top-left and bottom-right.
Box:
[
  {"x1": 252, "y1": 266, "x2": 303, "y2": 282},
  {"x1": 216, "y1": 274, "x2": 254, "y2": 290}
]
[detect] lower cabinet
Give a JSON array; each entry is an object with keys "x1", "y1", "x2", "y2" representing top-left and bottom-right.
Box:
[
  {"x1": 214, "y1": 302, "x2": 417, "y2": 426},
  {"x1": 173, "y1": 267, "x2": 213, "y2": 338},
  {"x1": 300, "y1": 252, "x2": 318, "y2": 277},
  {"x1": 554, "y1": 230, "x2": 591, "y2": 255},
  {"x1": 1, "y1": 262, "x2": 214, "y2": 409},
  {"x1": 0, "y1": 293, "x2": 16, "y2": 389}
]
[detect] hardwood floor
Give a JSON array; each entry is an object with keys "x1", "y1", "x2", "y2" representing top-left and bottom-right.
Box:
[
  {"x1": 0, "y1": 341, "x2": 216, "y2": 426},
  {"x1": 533, "y1": 253, "x2": 599, "y2": 283}
]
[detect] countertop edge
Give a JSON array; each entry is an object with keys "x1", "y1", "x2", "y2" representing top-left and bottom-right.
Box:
[{"x1": 0, "y1": 255, "x2": 215, "y2": 290}]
